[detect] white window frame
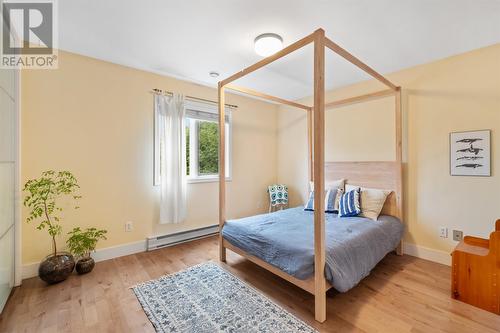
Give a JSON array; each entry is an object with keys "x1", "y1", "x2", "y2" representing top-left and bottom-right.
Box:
[{"x1": 154, "y1": 98, "x2": 232, "y2": 186}]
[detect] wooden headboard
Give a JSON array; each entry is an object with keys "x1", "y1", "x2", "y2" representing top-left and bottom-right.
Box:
[{"x1": 325, "y1": 161, "x2": 402, "y2": 219}]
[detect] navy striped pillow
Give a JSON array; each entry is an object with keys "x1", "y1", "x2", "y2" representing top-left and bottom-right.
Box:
[
  {"x1": 304, "y1": 189, "x2": 342, "y2": 213},
  {"x1": 339, "y1": 188, "x2": 361, "y2": 217}
]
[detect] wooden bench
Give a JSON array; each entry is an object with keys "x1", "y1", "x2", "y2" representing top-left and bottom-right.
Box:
[{"x1": 451, "y1": 219, "x2": 500, "y2": 314}]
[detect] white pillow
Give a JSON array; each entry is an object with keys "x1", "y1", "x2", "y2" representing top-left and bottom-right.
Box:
[
  {"x1": 345, "y1": 184, "x2": 391, "y2": 221},
  {"x1": 309, "y1": 179, "x2": 345, "y2": 192}
]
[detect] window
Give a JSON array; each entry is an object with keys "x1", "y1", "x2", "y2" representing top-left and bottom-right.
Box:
[
  {"x1": 186, "y1": 101, "x2": 231, "y2": 182},
  {"x1": 154, "y1": 98, "x2": 231, "y2": 185}
]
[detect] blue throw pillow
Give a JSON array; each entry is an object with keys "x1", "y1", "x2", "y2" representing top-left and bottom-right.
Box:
[
  {"x1": 339, "y1": 188, "x2": 361, "y2": 217},
  {"x1": 304, "y1": 191, "x2": 314, "y2": 211},
  {"x1": 304, "y1": 189, "x2": 341, "y2": 213},
  {"x1": 324, "y1": 189, "x2": 338, "y2": 213}
]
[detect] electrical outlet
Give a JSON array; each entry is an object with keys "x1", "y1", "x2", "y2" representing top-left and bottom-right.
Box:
[
  {"x1": 453, "y1": 230, "x2": 463, "y2": 241},
  {"x1": 125, "y1": 221, "x2": 133, "y2": 232},
  {"x1": 439, "y1": 227, "x2": 448, "y2": 238}
]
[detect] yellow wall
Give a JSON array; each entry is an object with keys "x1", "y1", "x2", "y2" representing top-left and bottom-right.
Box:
[
  {"x1": 21, "y1": 51, "x2": 278, "y2": 264},
  {"x1": 22, "y1": 43, "x2": 500, "y2": 264},
  {"x1": 278, "y1": 43, "x2": 500, "y2": 254}
]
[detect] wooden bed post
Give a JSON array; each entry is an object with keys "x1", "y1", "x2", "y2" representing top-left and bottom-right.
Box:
[
  {"x1": 313, "y1": 28, "x2": 327, "y2": 323},
  {"x1": 395, "y1": 88, "x2": 404, "y2": 255},
  {"x1": 218, "y1": 83, "x2": 227, "y2": 262},
  {"x1": 307, "y1": 109, "x2": 314, "y2": 182}
]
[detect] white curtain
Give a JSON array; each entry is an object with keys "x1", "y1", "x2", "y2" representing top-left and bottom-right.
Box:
[{"x1": 156, "y1": 93, "x2": 187, "y2": 224}]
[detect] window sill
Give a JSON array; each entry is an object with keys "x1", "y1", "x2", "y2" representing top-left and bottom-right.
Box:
[{"x1": 187, "y1": 177, "x2": 232, "y2": 184}]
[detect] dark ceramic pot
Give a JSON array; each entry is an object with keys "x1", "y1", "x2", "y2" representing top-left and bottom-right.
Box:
[
  {"x1": 38, "y1": 252, "x2": 75, "y2": 284},
  {"x1": 76, "y1": 257, "x2": 95, "y2": 275}
]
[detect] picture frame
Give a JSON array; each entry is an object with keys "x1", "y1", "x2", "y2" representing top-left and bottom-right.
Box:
[{"x1": 450, "y1": 130, "x2": 491, "y2": 177}]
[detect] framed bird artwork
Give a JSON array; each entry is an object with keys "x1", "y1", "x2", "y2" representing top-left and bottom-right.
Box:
[{"x1": 450, "y1": 130, "x2": 491, "y2": 176}]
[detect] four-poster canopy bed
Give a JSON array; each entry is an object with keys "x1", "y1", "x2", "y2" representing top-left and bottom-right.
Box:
[{"x1": 217, "y1": 28, "x2": 403, "y2": 323}]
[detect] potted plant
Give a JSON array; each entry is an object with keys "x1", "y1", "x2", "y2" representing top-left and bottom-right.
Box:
[
  {"x1": 66, "y1": 227, "x2": 107, "y2": 274},
  {"x1": 23, "y1": 170, "x2": 81, "y2": 284}
]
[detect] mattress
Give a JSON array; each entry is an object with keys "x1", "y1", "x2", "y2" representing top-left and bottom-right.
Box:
[{"x1": 222, "y1": 207, "x2": 404, "y2": 292}]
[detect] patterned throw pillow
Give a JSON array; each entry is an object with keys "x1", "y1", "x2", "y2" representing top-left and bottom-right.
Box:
[
  {"x1": 326, "y1": 188, "x2": 344, "y2": 213},
  {"x1": 304, "y1": 188, "x2": 344, "y2": 213},
  {"x1": 339, "y1": 188, "x2": 361, "y2": 217},
  {"x1": 304, "y1": 191, "x2": 315, "y2": 211},
  {"x1": 324, "y1": 189, "x2": 336, "y2": 213}
]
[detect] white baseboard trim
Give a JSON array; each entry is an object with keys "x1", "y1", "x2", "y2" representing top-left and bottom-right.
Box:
[
  {"x1": 21, "y1": 263, "x2": 38, "y2": 280},
  {"x1": 22, "y1": 239, "x2": 452, "y2": 280},
  {"x1": 403, "y1": 242, "x2": 451, "y2": 266},
  {"x1": 22, "y1": 240, "x2": 147, "y2": 280},
  {"x1": 92, "y1": 240, "x2": 146, "y2": 262}
]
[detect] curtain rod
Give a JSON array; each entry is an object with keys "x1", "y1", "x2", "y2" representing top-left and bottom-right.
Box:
[{"x1": 151, "y1": 88, "x2": 238, "y2": 109}]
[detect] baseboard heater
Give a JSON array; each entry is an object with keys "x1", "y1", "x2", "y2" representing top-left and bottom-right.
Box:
[{"x1": 146, "y1": 224, "x2": 219, "y2": 251}]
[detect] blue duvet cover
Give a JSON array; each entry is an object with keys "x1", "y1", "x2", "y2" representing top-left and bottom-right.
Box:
[{"x1": 222, "y1": 207, "x2": 404, "y2": 292}]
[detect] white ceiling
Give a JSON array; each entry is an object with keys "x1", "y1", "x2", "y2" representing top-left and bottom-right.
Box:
[{"x1": 59, "y1": 0, "x2": 500, "y2": 100}]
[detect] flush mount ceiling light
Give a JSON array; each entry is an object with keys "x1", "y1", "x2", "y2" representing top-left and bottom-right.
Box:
[
  {"x1": 209, "y1": 71, "x2": 219, "y2": 78},
  {"x1": 254, "y1": 33, "x2": 283, "y2": 57}
]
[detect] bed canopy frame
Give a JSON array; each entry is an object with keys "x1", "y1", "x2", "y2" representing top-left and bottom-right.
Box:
[{"x1": 217, "y1": 28, "x2": 403, "y2": 323}]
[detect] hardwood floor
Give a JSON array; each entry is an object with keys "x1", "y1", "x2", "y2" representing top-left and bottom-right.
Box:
[{"x1": 1, "y1": 236, "x2": 499, "y2": 332}]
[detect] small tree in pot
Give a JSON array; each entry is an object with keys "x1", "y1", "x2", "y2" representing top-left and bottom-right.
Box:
[
  {"x1": 66, "y1": 227, "x2": 107, "y2": 274},
  {"x1": 23, "y1": 170, "x2": 81, "y2": 284}
]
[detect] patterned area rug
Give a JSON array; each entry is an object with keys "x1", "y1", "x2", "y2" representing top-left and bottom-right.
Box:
[{"x1": 132, "y1": 262, "x2": 317, "y2": 333}]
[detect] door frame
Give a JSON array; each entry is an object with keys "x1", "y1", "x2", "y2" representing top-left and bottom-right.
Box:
[{"x1": 14, "y1": 62, "x2": 21, "y2": 287}]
